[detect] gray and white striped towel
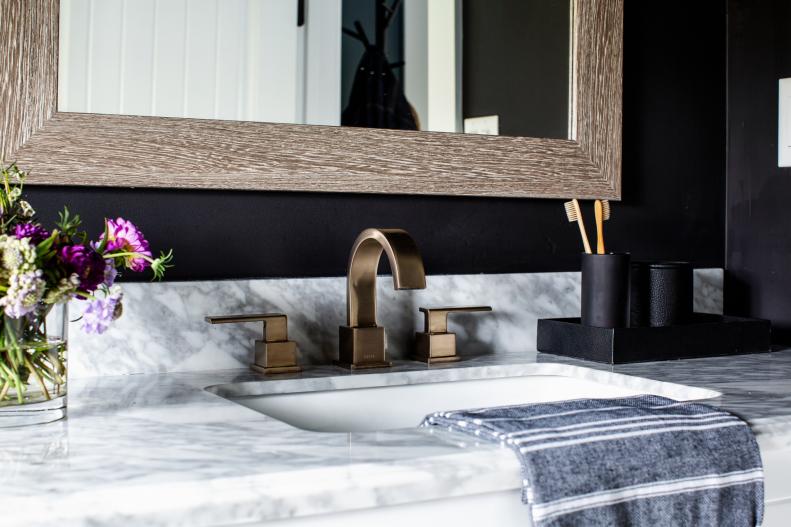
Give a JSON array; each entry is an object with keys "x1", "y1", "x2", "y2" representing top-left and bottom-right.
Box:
[{"x1": 422, "y1": 395, "x2": 763, "y2": 526}]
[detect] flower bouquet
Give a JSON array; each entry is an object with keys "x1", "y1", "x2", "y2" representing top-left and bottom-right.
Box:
[{"x1": 0, "y1": 163, "x2": 172, "y2": 426}]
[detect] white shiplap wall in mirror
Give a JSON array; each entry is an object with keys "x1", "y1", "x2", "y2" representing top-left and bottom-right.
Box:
[{"x1": 58, "y1": 0, "x2": 342, "y2": 125}]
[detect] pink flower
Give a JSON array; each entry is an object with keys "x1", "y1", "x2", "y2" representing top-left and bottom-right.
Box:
[{"x1": 102, "y1": 218, "x2": 152, "y2": 272}]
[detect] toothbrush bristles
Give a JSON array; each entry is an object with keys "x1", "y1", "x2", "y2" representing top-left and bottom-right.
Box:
[
  {"x1": 564, "y1": 201, "x2": 578, "y2": 222},
  {"x1": 600, "y1": 200, "x2": 611, "y2": 221}
]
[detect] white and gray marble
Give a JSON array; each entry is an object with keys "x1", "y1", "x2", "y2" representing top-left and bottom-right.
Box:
[
  {"x1": 1, "y1": 348, "x2": 789, "y2": 527},
  {"x1": 68, "y1": 269, "x2": 724, "y2": 378}
]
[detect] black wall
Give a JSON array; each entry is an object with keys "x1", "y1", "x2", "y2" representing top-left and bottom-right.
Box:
[
  {"x1": 22, "y1": 1, "x2": 726, "y2": 283},
  {"x1": 726, "y1": 0, "x2": 791, "y2": 343}
]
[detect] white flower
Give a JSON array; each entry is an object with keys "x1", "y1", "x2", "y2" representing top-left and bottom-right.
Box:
[
  {"x1": 18, "y1": 200, "x2": 35, "y2": 218},
  {"x1": 0, "y1": 270, "x2": 45, "y2": 318},
  {"x1": 44, "y1": 273, "x2": 80, "y2": 304},
  {"x1": 0, "y1": 235, "x2": 37, "y2": 275}
]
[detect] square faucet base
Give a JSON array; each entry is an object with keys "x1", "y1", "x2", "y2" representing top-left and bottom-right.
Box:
[
  {"x1": 250, "y1": 364, "x2": 302, "y2": 375},
  {"x1": 333, "y1": 360, "x2": 392, "y2": 370},
  {"x1": 337, "y1": 326, "x2": 389, "y2": 369}
]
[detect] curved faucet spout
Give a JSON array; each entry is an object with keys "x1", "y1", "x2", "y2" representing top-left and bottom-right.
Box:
[{"x1": 346, "y1": 228, "x2": 426, "y2": 328}]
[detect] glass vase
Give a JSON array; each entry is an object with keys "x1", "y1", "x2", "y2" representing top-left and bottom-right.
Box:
[{"x1": 0, "y1": 302, "x2": 68, "y2": 427}]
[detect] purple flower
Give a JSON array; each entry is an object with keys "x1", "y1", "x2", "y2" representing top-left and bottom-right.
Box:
[
  {"x1": 102, "y1": 218, "x2": 152, "y2": 272},
  {"x1": 13, "y1": 223, "x2": 50, "y2": 244},
  {"x1": 103, "y1": 260, "x2": 117, "y2": 287},
  {"x1": 81, "y1": 287, "x2": 123, "y2": 334},
  {"x1": 59, "y1": 244, "x2": 106, "y2": 292}
]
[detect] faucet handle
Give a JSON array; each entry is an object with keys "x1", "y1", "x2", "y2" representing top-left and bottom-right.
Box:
[
  {"x1": 414, "y1": 306, "x2": 492, "y2": 364},
  {"x1": 419, "y1": 306, "x2": 493, "y2": 333},
  {"x1": 205, "y1": 313, "x2": 302, "y2": 374}
]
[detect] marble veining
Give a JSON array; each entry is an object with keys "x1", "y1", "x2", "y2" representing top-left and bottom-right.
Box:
[
  {"x1": 1, "y1": 349, "x2": 789, "y2": 527},
  {"x1": 68, "y1": 269, "x2": 723, "y2": 378}
]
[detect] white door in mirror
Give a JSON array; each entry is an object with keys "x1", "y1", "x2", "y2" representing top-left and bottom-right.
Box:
[{"x1": 779, "y1": 78, "x2": 791, "y2": 167}]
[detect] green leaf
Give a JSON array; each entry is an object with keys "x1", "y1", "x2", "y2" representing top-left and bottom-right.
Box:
[
  {"x1": 35, "y1": 231, "x2": 58, "y2": 257},
  {"x1": 150, "y1": 249, "x2": 175, "y2": 281},
  {"x1": 56, "y1": 207, "x2": 82, "y2": 236},
  {"x1": 95, "y1": 218, "x2": 110, "y2": 253}
]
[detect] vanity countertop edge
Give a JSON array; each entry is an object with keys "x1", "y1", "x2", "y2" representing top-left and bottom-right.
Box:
[{"x1": 3, "y1": 349, "x2": 791, "y2": 526}]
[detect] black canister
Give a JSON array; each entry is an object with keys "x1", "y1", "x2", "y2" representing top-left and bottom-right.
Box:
[
  {"x1": 630, "y1": 261, "x2": 693, "y2": 327},
  {"x1": 581, "y1": 253, "x2": 631, "y2": 328}
]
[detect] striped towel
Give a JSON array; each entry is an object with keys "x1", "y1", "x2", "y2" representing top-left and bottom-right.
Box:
[{"x1": 422, "y1": 395, "x2": 763, "y2": 526}]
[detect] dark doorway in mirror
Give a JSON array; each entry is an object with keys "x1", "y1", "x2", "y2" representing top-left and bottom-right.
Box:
[{"x1": 341, "y1": 0, "x2": 419, "y2": 130}]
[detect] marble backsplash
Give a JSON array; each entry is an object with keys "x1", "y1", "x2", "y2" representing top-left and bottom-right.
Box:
[{"x1": 68, "y1": 269, "x2": 723, "y2": 378}]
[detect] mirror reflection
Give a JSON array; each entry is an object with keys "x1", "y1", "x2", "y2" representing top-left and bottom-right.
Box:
[{"x1": 58, "y1": 0, "x2": 571, "y2": 138}]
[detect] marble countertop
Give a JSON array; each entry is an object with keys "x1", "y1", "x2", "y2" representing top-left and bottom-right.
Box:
[{"x1": 3, "y1": 350, "x2": 791, "y2": 526}]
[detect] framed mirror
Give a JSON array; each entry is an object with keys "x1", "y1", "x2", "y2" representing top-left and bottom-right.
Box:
[{"x1": 0, "y1": 0, "x2": 622, "y2": 199}]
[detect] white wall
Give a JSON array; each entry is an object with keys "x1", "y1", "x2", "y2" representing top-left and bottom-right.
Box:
[
  {"x1": 403, "y1": 0, "x2": 461, "y2": 133},
  {"x1": 403, "y1": 0, "x2": 428, "y2": 130},
  {"x1": 303, "y1": 0, "x2": 342, "y2": 126},
  {"x1": 58, "y1": 0, "x2": 341, "y2": 125}
]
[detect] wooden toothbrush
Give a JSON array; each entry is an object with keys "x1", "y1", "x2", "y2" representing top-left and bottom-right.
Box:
[
  {"x1": 594, "y1": 199, "x2": 610, "y2": 254},
  {"x1": 564, "y1": 199, "x2": 592, "y2": 254}
]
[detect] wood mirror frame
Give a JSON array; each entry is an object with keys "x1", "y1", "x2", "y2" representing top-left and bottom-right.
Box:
[{"x1": 0, "y1": 0, "x2": 622, "y2": 199}]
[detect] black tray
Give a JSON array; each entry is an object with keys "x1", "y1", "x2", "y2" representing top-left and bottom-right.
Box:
[{"x1": 536, "y1": 313, "x2": 771, "y2": 364}]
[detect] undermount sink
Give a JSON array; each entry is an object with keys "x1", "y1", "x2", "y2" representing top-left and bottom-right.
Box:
[{"x1": 211, "y1": 367, "x2": 721, "y2": 433}]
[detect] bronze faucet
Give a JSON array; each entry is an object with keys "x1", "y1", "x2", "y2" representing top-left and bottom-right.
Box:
[{"x1": 335, "y1": 228, "x2": 426, "y2": 369}]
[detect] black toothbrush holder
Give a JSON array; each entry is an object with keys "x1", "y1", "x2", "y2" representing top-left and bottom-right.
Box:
[
  {"x1": 581, "y1": 253, "x2": 631, "y2": 328},
  {"x1": 630, "y1": 261, "x2": 693, "y2": 327},
  {"x1": 541, "y1": 198, "x2": 772, "y2": 363}
]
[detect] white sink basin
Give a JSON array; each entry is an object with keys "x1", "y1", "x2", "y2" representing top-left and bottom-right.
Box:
[{"x1": 223, "y1": 370, "x2": 720, "y2": 433}]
